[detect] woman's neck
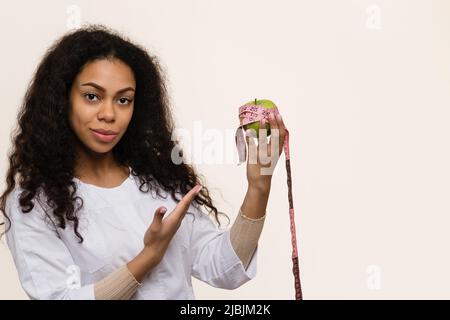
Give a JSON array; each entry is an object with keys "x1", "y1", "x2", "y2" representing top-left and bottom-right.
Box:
[{"x1": 73, "y1": 147, "x2": 129, "y2": 187}]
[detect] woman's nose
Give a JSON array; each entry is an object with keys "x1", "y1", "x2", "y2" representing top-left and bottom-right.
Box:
[{"x1": 98, "y1": 100, "x2": 115, "y2": 121}]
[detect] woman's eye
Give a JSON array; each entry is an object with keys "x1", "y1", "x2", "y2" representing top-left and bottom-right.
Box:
[
  {"x1": 118, "y1": 98, "x2": 132, "y2": 105},
  {"x1": 84, "y1": 93, "x2": 99, "y2": 102}
]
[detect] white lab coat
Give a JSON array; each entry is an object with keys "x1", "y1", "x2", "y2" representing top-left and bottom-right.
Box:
[{"x1": 5, "y1": 170, "x2": 257, "y2": 299}]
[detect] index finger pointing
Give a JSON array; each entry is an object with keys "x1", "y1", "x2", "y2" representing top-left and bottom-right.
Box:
[{"x1": 175, "y1": 184, "x2": 203, "y2": 213}]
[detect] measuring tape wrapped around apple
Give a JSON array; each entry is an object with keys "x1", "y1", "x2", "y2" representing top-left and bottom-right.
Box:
[{"x1": 234, "y1": 99, "x2": 303, "y2": 300}]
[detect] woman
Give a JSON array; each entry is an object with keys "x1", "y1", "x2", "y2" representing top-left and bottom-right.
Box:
[{"x1": 0, "y1": 25, "x2": 287, "y2": 300}]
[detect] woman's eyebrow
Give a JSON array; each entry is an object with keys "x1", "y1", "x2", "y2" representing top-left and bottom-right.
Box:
[{"x1": 80, "y1": 82, "x2": 135, "y2": 94}]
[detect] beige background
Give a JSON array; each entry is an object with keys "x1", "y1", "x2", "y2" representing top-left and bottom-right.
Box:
[{"x1": 1, "y1": 0, "x2": 450, "y2": 299}]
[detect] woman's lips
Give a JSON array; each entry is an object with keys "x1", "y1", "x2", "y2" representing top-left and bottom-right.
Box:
[{"x1": 90, "y1": 129, "x2": 118, "y2": 142}]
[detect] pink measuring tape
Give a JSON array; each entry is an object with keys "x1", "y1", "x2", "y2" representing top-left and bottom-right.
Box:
[{"x1": 235, "y1": 101, "x2": 303, "y2": 300}]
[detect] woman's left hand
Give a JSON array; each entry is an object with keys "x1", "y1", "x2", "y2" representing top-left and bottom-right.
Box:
[{"x1": 245, "y1": 112, "x2": 287, "y2": 192}]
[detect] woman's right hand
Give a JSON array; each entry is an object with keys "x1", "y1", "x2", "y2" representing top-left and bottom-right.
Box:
[
  {"x1": 142, "y1": 184, "x2": 203, "y2": 266},
  {"x1": 127, "y1": 184, "x2": 203, "y2": 283}
]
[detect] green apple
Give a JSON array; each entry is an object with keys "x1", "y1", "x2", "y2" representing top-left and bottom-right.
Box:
[{"x1": 242, "y1": 99, "x2": 277, "y2": 138}]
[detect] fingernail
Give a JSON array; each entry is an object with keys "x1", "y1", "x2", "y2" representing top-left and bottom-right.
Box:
[
  {"x1": 195, "y1": 185, "x2": 203, "y2": 194},
  {"x1": 160, "y1": 207, "x2": 167, "y2": 213}
]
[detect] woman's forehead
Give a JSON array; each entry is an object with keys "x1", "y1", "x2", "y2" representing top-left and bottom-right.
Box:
[{"x1": 74, "y1": 58, "x2": 135, "y2": 89}]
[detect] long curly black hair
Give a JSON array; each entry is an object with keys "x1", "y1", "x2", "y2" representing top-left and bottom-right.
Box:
[{"x1": 0, "y1": 24, "x2": 228, "y2": 243}]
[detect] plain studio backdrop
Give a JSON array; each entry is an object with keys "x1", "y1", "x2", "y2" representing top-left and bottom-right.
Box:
[{"x1": 1, "y1": 0, "x2": 449, "y2": 300}]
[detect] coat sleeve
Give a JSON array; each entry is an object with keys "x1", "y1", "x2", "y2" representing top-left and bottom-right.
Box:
[
  {"x1": 4, "y1": 189, "x2": 95, "y2": 300},
  {"x1": 188, "y1": 204, "x2": 258, "y2": 289}
]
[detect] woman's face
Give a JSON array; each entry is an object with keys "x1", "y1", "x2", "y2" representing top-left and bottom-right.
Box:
[{"x1": 69, "y1": 58, "x2": 135, "y2": 154}]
